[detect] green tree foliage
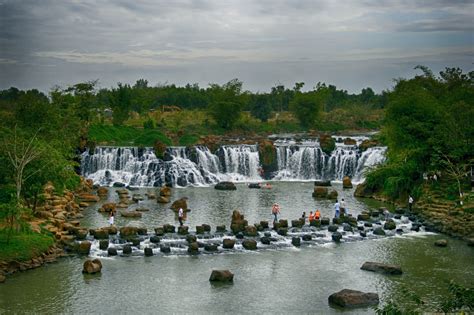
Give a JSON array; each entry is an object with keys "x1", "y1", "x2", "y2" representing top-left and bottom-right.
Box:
[
  {"x1": 366, "y1": 67, "x2": 474, "y2": 200},
  {"x1": 289, "y1": 90, "x2": 326, "y2": 128},
  {"x1": 209, "y1": 101, "x2": 242, "y2": 129},
  {"x1": 250, "y1": 94, "x2": 272, "y2": 122},
  {"x1": 110, "y1": 83, "x2": 132, "y2": 126}
]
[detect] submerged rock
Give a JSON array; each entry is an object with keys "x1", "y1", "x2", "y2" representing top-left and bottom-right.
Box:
[
  {"x1": 332, "y1": 232, "x2": 342, "y2": 243},
  {"x1": 328, "y1": 289, "x2": 379, "y2": 308},
  {"x1": 215, "y1": 181, "x2": 237, "y2": 191},
  {"x1": 292, "y1": 237, "x2": 301, "y2": 247},
  {"x1": 361, "y1": 262, "x2": 403, "y2": 275},
  {"x1": 373, "y1": 227, "x2": 386, "y2": 236},
  {"x1": 107, "y1": 248, "x2": 118, "y2": 256},
  {"x1": 435, "y1": 239, "x2": 448, "y2": 247},
  {"x1": 209, "y1": 270, "x2": 234, "y2": 283},
  {"x1": 144, "y1": 247, "x2": 153, "y2": 256}
]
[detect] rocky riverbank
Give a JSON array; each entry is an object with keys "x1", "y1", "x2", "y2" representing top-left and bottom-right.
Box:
[{"x1": 354, "y1": 182, "x2": 474, "y2": 241}]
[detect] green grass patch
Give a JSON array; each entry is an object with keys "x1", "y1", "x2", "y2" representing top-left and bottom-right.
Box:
[
  {"x1": 178, "y1": 134, "x2": 200, "y2": 146},
  {"x1": 0, "y1": 231, "x2": 55, "y2": 262},
  {"x1": 89, "y1": 124, "x2": 172, "y2": 146}
]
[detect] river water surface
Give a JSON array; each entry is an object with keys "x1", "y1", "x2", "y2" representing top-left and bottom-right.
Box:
[{"x1": 1, "y1": 182, "x2": 473, "y2": 314}]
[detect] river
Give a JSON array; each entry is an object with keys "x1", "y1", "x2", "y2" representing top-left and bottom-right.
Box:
[{"x1": 0, "y1": 182, "x2": 472, "y2": 314}]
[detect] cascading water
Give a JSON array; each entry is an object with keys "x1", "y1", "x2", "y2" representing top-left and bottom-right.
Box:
[
  {"x1": 273, "y1": 139, "x2": 386, "y2": 182},
  {"x1": 81, "y1": 145, "x2": 263, "y2": 187},
  {"x1": 81, "y1": 138, "x2": 386, "y2": 187}
]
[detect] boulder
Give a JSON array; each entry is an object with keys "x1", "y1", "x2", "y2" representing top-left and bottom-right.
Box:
[
  {"x1": 122, "y1": 245, "x2": 132, "y2": 255},
  {"x1": 160, "y1": 245, "x2": 171, "y2": 253},
  {"x1": 313, "y1": 186, "x2": 328, "y2": 198},
  {"x1": 384, "y1": 220, "x2": 396, "y2": 230},
  {"x1": 230, "y1": 210, "x2": 248, "y2": 234},
  {"x1": 302, "y1": 234, "x2": 312, "y2": 241},
  {"x1": 77, "y1": 241, "x2": 91, "y2": 255},
  {"x1": 260, "y1": 237, "x2": 271, "y2": 245},
  {"x1": 216, "y1": 225, "x2": 226, "y2": 233},
  {"x1": 215, "y1": 181, "x2": 237, "y2": 191},
  {"x1": 360, "y1": 139, "x2": 378, "y2": 151},
  {"x1": 144, "y1": 247, "x2": 153, "y2": 257},
  {"x1": 99, "y1": 202, "x2": 116, "y2": 213},
  {"x1": 259, "y1": 221, "x2": 269, "y2": 229},
  {"x1": 291, "y1": 220, "x2": 303, "y2": 228},
  {"x1": 150, "y1": 236, "x2": 161, "y2": 243},
  {"x1": 78, "y1": 193, "x2": 100, "y2": 203},
  {"x1": 354, "y1": 182, "x2": 376, "y2": 198},
  {"x1": 244, "y1": 225, "x2": 258, "y2": 237},
  {"x1": 97, "y1": 187, "x2": 108, "y2": 197},
  {"x1": 242, "y1": 239, "x2": 257, "y2": 250},
  {"x1": 157, "y1": 196, "x2": 170, "y2": 203},
  {"x1": 314, "y1": 180, "x2": 331, "y2": 187},
  {"x1": 328, "y1": 190, "x2": 338, "y2": 199},
  {"x1": 171, "y1": 198, "x2": 188, "y2": 211},
  {"x1": 82, "y1": 259, "x2": 102, "y2": 274},
  {"x1": 342, "y1": 176, "x2": 353, "y2": 189},
  {"x1": 361, "y1": 262, "x2": 403, "y2": 275},
  {"x1": 163, "y1": 224, "x2": 175, "y2": 233},
  {"x1": 196, "y1": 225, "x2": 205, "y2": 235},
  {"x1": 222, "y1": 239, "x2": 235, "y2": 249},
  {"x1": 188, "y1": 242, "x2": 199, "y2": 254},
  {"x1": 248, "y1": 183, "x2": 261, "y2": 189},
  {"x1": 343, "y1": 225, "x2": 353, "y2": 232},
  {"x1": 328, "y1": 289, "x2": 379, "y2": 308},
  {"x1": 159, "y1": 186, "x2": 172, "y2": 197},
  {"x1": 328, "y1": 225, "x2": 339, "y2": 232},
  {"x1": 277, "y1": 228, "x2": 287, "y2": 236},
  {"x1": 186, "y1": 235, "x2": 197, "y2": 243},
  {"x1": 146, "y1": 192, "x2": 157, "y2": 199},
  {"x1": 107, "y1": 247, "x2": 118, "y2": 256},
  {"x1": 343, "y1": 137, "x2": 357, "y2": 145},
  {"x1": 332, "y1": 232, "x2": 342, "y2": 242},
  {"x1": 310, "y1": 220, "x2": 321, "y2": 227},
  {"x1": 99, "y1": 240, "x2": 109, "y2": 250},
  {"x1": 92, "y1": 228, "x2": 109, "y2": 240},
  {"x1": 178, "y1": 226, "x2": 189, "y2": 235},
  {"x1": 373, "y1": 227, "x2": 386, "y2": 236},
  {"x1": 321, "y1": 218, "x2": 330, "y2": 225},
  {"x1": 202, "y1": 224, "x2": 211, "y2": 232},
  {"x1": 209, "y1": 270, "x2": 234, "y2": 283},
  {"x1": 319, "y1": 134, "x2": 336, "y2": 155},
  {"x1": 292, "y1": 237, "x2": 301, "y2": 247},
  {"x1": 204, "y1": 244, "x2": 218, "y2": 252},
  {"x1": 360, "y1": 231, "x2": 367, "y2": 237},
  {"x1": 154, "y1": 227, "x2": 165, "y2": 236},
  {"x1": 120, "y1": 226, "x2": 137, "y2": 237},
  {"x1": 279, "y1": 219, "x2": 288, "y2": 228},
  {"x1": 435, "y1": 239, "x2": 448, "y2": 247},
  {"x1": 357, "y1": 213, "x2": 370, "y2": 221}
]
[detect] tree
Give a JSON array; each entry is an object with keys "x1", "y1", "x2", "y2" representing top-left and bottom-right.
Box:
[
  {"x1": 289, "y1": 90, "x2": 326, "y2": 128},
  {"x1": 208, "y1": 101, "x2": 242, "y2": 129},
  {"x1": 111, "y1": 83, "x2": 132, "y2": 125},
  {"x1": 250, "y1": 94, "x2": 272, "y2": 122}
]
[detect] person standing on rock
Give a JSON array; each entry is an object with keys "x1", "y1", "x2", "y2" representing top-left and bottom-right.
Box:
[
  {"x1": 108, "y1": 212, "x2": 114, "y2": 226},
  {"x1": 334, "y1": 199, "x2": 340, "y2": 218},
  {"x1": 315, "y1": 209, "x2": 321, "y2": 221},
  {"x1": 408, "y1": 195, "x2": 414, "y2": 212},
  {"x1": 272, "y1": 203, "x2": 280, "y2": 223},
  {"x1": 178, "y1": 207, "x2": 184, "y2": 226},
  {"x1": 340, "y1": 198, "x2": 346, "y2": 215}
]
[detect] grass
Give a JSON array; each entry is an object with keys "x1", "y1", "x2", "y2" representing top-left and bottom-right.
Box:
[
  {"x1": 88, "y1": 124, "x2": 172, "y2": 146},
  {"x1": 0, "y1": 230, "x2": 55, "y2": 262}
]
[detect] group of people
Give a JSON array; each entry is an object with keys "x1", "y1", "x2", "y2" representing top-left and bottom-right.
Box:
[{"x1": 333, "y1": 198, "x2": 347, "y2": 218}]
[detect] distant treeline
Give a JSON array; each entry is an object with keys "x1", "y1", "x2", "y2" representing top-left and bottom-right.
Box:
[{"x1": 0, "y1": 78, "x2": 387, "y2": 127}]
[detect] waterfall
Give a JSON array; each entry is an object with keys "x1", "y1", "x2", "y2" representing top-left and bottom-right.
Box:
[
  {"x1": 273, "y1": 139, "x2": 386, "y2": 182},
  {"x1": 81, "y1": 139, "x2": 386, "y2": 187},
  {"x1": 81, "y1": 145, "x2": 263, "y2": 187}
]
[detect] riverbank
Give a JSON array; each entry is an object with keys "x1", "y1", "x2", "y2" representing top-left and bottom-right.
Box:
[
  {"x1": 0, "y1": 178, "x2": 98, "y2": 281},
  {"x1": 354, "y1": 182, "x2": 474, "y2": 241}
]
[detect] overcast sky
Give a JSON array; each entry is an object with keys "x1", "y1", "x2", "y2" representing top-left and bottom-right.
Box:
[{"x1": 0, "y1": 0, "x2": 473, "y2": 93}]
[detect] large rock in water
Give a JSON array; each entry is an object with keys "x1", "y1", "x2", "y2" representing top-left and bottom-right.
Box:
[
  {"x1": 313, "y1": 187, "x2": 328, "y2": 198},
  {"x1": 159, "y1": 186, "x2": 172, "y2": 197},
  {"x1": 82, "y1": 259, "x2": 102, "y2": 274},
  {"x1": 222, "y1": 239, "x2": 235, "y2": 249},
  {"x1": 171, "y1": 198, "x2": 188, "y2": 211},
  {"x1": 209, "y1": 270, "x2": 234, "y2": 283},
  {"x1": 215, "y1": 182, "x2": 237, "y2": 191},
  {"x1": 342, "y1": 176, "x2": 353, "y2": 188},
  {"x1": 328, "y1": 289, "x2": 379, "y2": 308},
  {"x1": 360, "y1": 262, "x2": 403, "y2": 275},
  {"x1": 77, "y1": 241, "x2": 91, "y2": 255},
  {"x1": 242, "y1": 239, "x2": 257, "y2": 250},
  {"x1": 230, "y1": 210, "x2": 248, "y2": 234}
]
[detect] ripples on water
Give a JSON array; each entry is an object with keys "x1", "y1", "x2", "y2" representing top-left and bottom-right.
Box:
[{"x1": 0, "y1": 182, "x2": 473, "y2": 314}]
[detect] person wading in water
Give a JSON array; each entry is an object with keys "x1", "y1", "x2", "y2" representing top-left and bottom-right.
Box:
[{"x1": 272, "y1": 203, "x2": 280, "y2": 224}]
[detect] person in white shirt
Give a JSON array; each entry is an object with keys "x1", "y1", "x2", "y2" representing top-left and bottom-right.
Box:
[
  {"x1": 408, "y1": 195, "x2": 414, "y2": 212},
  {"x1": 178, "y1": 208, "x2": 184, "y2": 226}
]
